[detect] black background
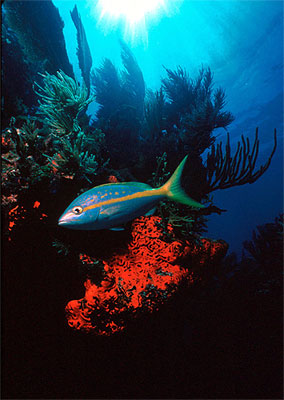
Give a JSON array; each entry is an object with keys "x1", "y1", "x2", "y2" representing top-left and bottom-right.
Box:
[{"x1": 2, "y1": 226, "x2": 283, "y2": 400}]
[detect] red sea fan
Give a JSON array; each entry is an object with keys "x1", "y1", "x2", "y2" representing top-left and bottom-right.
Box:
[{"x1": 65, "y1": 216, "x2": 228, "y2": 335}]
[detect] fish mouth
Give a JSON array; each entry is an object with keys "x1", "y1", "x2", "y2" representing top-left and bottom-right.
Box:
[
  {"x1": 58, "y1": 219, "x2": 69, "y2": 226},
  {"x1": 58, "y1": 213, "x2": 72, "y2": 226}
]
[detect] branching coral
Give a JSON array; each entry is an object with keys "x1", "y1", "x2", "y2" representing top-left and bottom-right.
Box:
[
  {"x1": 34, "y1": 70, "x2": 94, "y2": 136},
  {"x1": 44, "y1": 131, "x2": 104, "y2": 182},
  {"x1": 150, "y1": 152, "x2": 170, "y2": 188},
  {"x1": 144, "y1": 89, "x2": 166, "y2": 142},
  {"x1": 1, "y1": 62, "x2": 111, "y2": 201},
  {"x1": 158, "y1": 201, "x2": 209, "y2": 238},
  {"x1": 243, "y1": 214, "x2": 283, "y2": 272},
  {"x1": 217, "y1": 215, "x2": 283, "y2": 297},
  {"x1": 1, "y1": 118, "x2": 51, "y2": 191},
  {"x1": 161, "y1": 66, "x2": 234, "y2": 154},
  {"x1": 92, "y1": 42, "x2": 145, "y2": 122},
  {"x1": 162, "y1": 66, "x2": 197, "y2": 117},
  {"x1": 120, "y1": 40, "x2": 145, "y2": 120},
  {"x1": 92, "y1": 58, "x2": 122, "y2": 120},
  {"x1": 91, "y1": 42, "x2": 145, "y2": 166},
  {"x1": 204, "y1": 128, "x2": 277, "y2": 193},
  {"x1": 2, "y1": 118, "x2": 107, "y2": 198}
]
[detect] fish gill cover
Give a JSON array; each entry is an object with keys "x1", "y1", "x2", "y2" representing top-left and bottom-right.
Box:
[{"x1": 1, "y1": 0, "x2": 281, "y2": 343}]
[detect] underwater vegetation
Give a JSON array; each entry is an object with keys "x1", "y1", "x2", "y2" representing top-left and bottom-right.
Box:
[
  {"x1": 204, "y1": 127, "x2": 277, "y2": 192},
  {"x1": 161, "y1": 66, "x2": 234, "y2": 154},
  {"x1": 1, "y1": 0, "x2": 73, "y2": 127},
  {"x1": 91, "y1": 40, "x2": 145, "y2": 166},
  {"x1": 34, "y1": 70, "x2": 94, "y2": 136},
  {"x1": 242, "y1": 213, "x2": 283, "y2": 289},
  {"x1": 1, "y1": 0, "x2": 280, "y2": 342},
  {"x1": 210, "y1": 213, "x2": 283, "y2": 296},
  {"x1": 70, "y1": 5, "x2": 93, "y2": 92}
]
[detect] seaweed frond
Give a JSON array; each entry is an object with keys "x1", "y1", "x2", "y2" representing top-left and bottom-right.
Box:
[
  {"x1": 120, "y1": 40, "x2": 145, "y2": 119},
  {"x1": 92, "y1": 42, "x2": 145, "y2": 122},
  {"x1": 213, "y1": 214, "x2": 283, "y2": 297},
  {"x1": 44, "y1": 131, "x2": 101, "y2": 182},
  {"x1": 91, "y1": 59, "x2": 121, "y2": 120},
  {"x1": 144, "y1": 89, "x2": 166, "y2": 142},
  {"x1": 70, "y1": 5, "x2": 92, "y2": 91},
  {"x1": 243, "y1": 214, "x2": 283, "y2": 282},
  {"x1": 1, "y1": 117, "x2": 52, "y2": 190},
  {"x1": 162, "y1": 66, "x2": 234, "y2": 154},
  {"x1": 205, "y1": 128, "x2": 277, "y2": 192},
  {"x1": 162, "y1": 66, "x2": 194, "y2": 116},
  {"x1": 34, "y1": 70, "x2": 94, "y2": 135},
  {"x1": 91, "y1": 44, "x2": 145, "y2": 166}
]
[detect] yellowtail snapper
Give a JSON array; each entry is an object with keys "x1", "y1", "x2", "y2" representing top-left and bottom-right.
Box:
[{"x1": 58, "y1": 155, "x2": 204, "y2": 230}]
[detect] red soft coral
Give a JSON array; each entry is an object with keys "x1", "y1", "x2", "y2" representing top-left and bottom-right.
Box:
[{"x1": 65, "y1": 216, "x2": 228, "y2": 335}]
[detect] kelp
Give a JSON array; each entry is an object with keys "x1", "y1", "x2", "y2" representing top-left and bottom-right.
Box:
[
  {"x1": 34, "y1": 71, "x2": 94, "y2": 136},
  {"x1": 70, "y1": 5, "x2": 92, "y2": 91},
  {"x1": 204, "y1": 128, "x2": 277, "y2": 192}
]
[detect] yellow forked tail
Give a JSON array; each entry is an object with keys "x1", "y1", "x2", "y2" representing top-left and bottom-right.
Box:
[{"x1": 160, "y1": 155, "x2": 204, "y2": 208}]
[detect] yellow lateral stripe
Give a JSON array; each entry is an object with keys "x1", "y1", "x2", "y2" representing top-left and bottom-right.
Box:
[{"x1": 83, "y1": 187, "x2": 166, "y2": 212}]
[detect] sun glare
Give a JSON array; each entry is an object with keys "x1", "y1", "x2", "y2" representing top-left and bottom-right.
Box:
[
  {"x1": 97, "y1": 0, "x2": 165, "y2": 23},
  {"x1": 90, "y1": 0, "x2": 174, "y2": 44}
]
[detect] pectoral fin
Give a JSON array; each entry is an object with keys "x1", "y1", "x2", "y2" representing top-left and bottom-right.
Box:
[
  {"x1": 109, "y1": 226, "x2": 125, "y2": 231},
  {"x1": 144, "y1": 207, "x2": 156, "y2": 216}
]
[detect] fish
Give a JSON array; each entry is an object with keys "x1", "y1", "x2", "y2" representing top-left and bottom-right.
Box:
[{"x1": 58, "y1": 155, "x2": 204, "y2": 230}]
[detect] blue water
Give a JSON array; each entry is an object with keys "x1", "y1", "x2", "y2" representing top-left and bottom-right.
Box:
[{"x1": 54, "y1": 0, "x2": 283, "y2": 254}]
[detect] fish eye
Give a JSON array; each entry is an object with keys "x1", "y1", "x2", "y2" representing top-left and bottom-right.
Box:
[{"x1": 72, "y1": 206, "x2": 83, "y2": 215}]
